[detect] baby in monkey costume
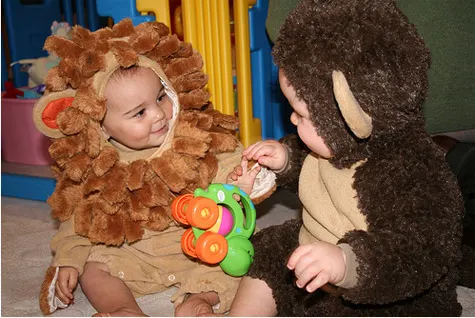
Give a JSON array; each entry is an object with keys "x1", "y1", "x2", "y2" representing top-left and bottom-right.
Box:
[
  {"x1": 223, "y1": 0, "x2": 464, "y2": 316},
  {"x1": 34, "y1": 18, "x2": 275, "y2": 316}
]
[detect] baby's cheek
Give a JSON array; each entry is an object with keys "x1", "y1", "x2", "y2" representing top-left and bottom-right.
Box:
[
  {"x1": 129, "y1": 127, "x2": 149, "y2": 142},
  {"x1": 164, "y1": 100, "x2": 174, "y2": 119}
]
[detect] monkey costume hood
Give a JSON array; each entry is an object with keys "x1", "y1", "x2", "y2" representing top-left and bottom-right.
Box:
[{"x1": 33, "y1": 19, "x2": 275, "y2": 315}]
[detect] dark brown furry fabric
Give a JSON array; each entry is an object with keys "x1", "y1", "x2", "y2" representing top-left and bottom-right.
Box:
[
  {"x1": 252, "y1": 0, "x2": 465, "y2": 315},
  {"x1": 250, "y1": 220, "x2": 462, "y2": 316},
  {"x1": 341, "y1": 133, "x2": 463, "y2": 305}
]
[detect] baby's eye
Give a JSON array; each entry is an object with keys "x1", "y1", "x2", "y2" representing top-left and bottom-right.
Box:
[
  {"x1": 133, "y1": 109, "x2": 145, "y2": 118},
  {"x1": 157, "y1": 93, "x2": 167, "y2": 104}
]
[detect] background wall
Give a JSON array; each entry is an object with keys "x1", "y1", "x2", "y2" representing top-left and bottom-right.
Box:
[
  {"x1": 266, "y1": 0, "x2": 475, "y2": 134},
  {"x1": 397, "y1": 0, "x2": 474, "y2": 134}
]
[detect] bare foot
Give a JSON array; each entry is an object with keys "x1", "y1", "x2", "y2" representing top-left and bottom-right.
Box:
[
  {"x1": 92, "y1": 307, "x2": 147, "y2": 317},
  {"x1": 175, "y1": 292, "x2": 218, "y2": 316}
]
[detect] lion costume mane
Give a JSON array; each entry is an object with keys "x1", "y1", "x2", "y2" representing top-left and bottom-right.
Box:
[{"x1": 34, "y1": 18, "x2": 242, "y2": 245}]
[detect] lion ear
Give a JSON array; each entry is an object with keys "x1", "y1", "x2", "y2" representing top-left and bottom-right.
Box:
[{"x1": 33, "y1": 89, "x2": 76, "y2": 138}]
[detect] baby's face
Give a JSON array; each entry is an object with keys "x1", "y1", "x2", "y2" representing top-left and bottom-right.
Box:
[
  {"x1": 102, "y1": 67, "x2": 174, "y2": 150},
  {"x1": 278, "y1": 69, "x2": 332, "y2": 158}
]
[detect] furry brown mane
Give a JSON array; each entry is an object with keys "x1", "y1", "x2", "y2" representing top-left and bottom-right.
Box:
[{"x1": 38, "y1": 19, "x2": 239, "y2": 245}]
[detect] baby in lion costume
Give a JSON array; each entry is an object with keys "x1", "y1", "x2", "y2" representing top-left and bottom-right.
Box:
[{"x1": 33, "y1": 18, "x2": 275, "y2": 316}]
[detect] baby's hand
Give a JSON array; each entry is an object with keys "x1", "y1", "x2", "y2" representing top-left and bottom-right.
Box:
[
  {"x1": 242, "y1": 140, "x2": 287, "y2": 171},
  {"x1": 287, "y1": 241, "x2": 346, "y2": 293},
  {"x1": 56, "y1": 266, "x2": 79, "y2": 305},
  {"x1": 227, "y1": 157, "x2": 261, "y2": 195}
]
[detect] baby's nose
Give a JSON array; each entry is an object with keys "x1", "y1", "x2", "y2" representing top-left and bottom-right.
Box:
[
  {"x1": 290, "y1": 112, "x2": 299, "y2": 126},
  {"x1": 154, "y1": 106, "x2": 166, "y2": 121}
]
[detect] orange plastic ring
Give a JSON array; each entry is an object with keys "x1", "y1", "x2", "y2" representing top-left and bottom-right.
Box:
[
  {"x1": 181, "y1": 228, "x2": 197, "y2": 258},
  {"x1": 172, "y1": 194, "x2": 194, "y2": 225},
  {"x1": 195, "y1": 232, "x2": 228, "y2": 264},
  {"x1": 186, "y1": 197, "x2": 219, "y2": 229}
]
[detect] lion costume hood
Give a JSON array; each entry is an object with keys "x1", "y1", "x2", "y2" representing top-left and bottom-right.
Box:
[{"x1": 33, "y1": 18, "x2": 243, "y2": 246}]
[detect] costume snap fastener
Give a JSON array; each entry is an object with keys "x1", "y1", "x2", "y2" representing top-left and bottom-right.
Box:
[
  {"x1": 118, "y1": 271, "x2": 125, "y2": 278},
  {"x1": 168, "y1": 274, "x2": 176, "y2": 281}
]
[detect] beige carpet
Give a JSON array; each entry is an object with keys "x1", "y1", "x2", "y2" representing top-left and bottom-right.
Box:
[
  {"x1": 2, "y1": 189, "x2": 475, "y2": 317},
  {"x1": 1, "y1": 188, "x2": 300, "y2": 317}
]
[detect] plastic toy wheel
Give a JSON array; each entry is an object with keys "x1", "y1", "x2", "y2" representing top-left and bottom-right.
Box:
[
  {"x1": 172, "y1": 194, "x2": 194, "y2": 225},
  {"x1": 186, "y1": 197, "x2": 219, "y2": 229},
  {"x1": 195, "y1": 232, "x2": 228, "y2": 264},
  {"x1": 181, "y1": 228, "x2": 197, "y2": 258}
]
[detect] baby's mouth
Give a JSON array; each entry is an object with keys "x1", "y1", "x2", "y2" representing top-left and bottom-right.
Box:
[{"x1": 151, "y1": 124, "x2": 168, "y2": 135}]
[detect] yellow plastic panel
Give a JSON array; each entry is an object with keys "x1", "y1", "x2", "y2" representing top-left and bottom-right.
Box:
[
  {"x1": 181, "y1": 0, "x2": 258, "y2": 144},
  {"x1": 136, "y1": 0, "x2": 170, "y2": 27},
  {"x1": 209, "y1": 0, "x2": 222, "y2": 111},
  {"x1": 182, "y1": 0, "x2": 234, "y2": 115},
  {"x1": 194, "y1": 2, "x2": 207, "y2": 74},
  {"x1": 234, "y1": 0, "x2": 261, "y2": 147},
  {"x1": 182, "y1": 0, "x2": 197, "y2": 45},
  {"x1": 201, "y1": 1, "x2": 217, "y2": 108},
  {"x1": 216, "y1": 0, "x2": 234, "y2": 116}
]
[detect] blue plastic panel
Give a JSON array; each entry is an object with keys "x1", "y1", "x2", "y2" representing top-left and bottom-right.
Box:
[
  {"x1": 269, "y1": 60, "x2": 295, "y2": 141},
  {"x1": 2, "y1": 0, "x2": 103, "y2": 88},
  {"x1": 3, "y1": 0, "x2": 63, "y2": 87},
  {"x1": 61, "y1": 0, "x2": 86, "y2": 26},
  {"x1": 86, "y1": 0, "x2": 102, "y2": 31},
  {"x1": 96, "y1": 0, "x2": 155, "y2": 26},
  {"x1": 1, "y1": 44, "x2": 7, "y2": 91},
  {"x1": 62, "y1": 0, "x2": 75, "y2": 25},
  {"x1": 248, "y1": 0, "x2": 296, "y2": 141},
  {"x1": 1, "y1": 173, "x2": 55, "y2": 202}
]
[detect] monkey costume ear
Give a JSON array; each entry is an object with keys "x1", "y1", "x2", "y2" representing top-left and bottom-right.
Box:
[
  {"x1": 332, "y1": 71, "x2": 373, "y2": 139},
  {"x1": 33, "y1": 89, "x2": 76, "y2": 138}
]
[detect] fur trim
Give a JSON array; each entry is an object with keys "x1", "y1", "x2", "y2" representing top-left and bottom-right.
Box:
[{"x1": 39, "y1": 266, "x2": 58, "y2": 315}]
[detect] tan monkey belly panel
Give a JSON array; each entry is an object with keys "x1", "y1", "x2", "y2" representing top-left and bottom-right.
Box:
[{"x1": 298, "y1": 154, "x2": 368, "y2": 245}]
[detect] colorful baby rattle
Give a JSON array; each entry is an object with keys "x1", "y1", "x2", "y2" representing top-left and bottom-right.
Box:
[{"x1": 171, "y1": 183, "x2": 256, "y2": 277}]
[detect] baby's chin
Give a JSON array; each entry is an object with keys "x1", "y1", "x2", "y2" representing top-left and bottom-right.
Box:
[
  {"x1": 145, "y1": 131, "x2": 169, "y2": 148},
  {"x1": 122, "y1": 137, "x2": 166, "y2": 151},
  {"x1": 119, "y1": 128, "x2": 170, "y2": 150}
]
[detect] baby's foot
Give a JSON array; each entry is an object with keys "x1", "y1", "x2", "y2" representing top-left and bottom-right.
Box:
[{"x1": 92, "y1": 307, "x2": 147, "y2": 317}]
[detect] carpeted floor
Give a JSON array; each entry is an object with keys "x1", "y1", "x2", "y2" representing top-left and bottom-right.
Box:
[
  {"x1": 2, "y1": 188, "x2": 475, "y2": 317},
  {"x1": 1, "y1": 188, "x2": 301, "y2": 317}
]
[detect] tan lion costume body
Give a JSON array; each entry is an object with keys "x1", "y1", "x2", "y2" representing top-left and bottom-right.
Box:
[{"x1": 33, "y1": 19, "x2": 275, "y2": 315}]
